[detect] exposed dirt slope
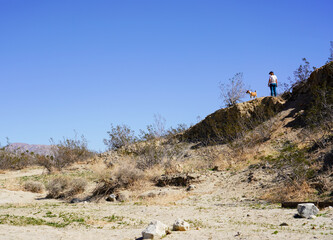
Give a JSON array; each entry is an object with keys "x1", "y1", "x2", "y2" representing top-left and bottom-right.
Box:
[{"x1": 181, "y1": 97, "x2": 285, "y2": 144}]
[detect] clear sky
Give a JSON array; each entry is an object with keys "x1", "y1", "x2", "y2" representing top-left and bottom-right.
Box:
[{"x1": 1, "y1": 0, "x2": 332, "y2": 151}]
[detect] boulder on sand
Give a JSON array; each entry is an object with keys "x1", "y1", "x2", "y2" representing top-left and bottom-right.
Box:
[
  {"x1": 297, "y1": 203, "x2": 319, "y2": 219},
  {"x1": 142, "y1": 220, "x2": 168, "y2": 239}
]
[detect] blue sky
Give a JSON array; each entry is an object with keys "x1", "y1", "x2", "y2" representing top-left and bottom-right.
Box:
[{"x1": 1, "y1": 0, "x2": 332, "y2": 151}]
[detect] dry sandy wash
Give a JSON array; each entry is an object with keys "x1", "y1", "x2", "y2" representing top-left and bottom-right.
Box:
[{"x1": 0, "y1": 168, "x2": 332, "y2": 240}]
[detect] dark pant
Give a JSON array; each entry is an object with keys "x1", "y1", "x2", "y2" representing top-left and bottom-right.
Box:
[{"x1": 270, "y1": 83, "x2": 277, "y2": 97}]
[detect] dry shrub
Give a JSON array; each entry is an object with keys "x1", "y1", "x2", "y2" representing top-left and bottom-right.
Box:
[
  {"x1": 311, "y1": 174, "x2": 333, "y2": 195},
  {"x1": 261, "y1": 181, "x2": 315, "y2": 203},
  {"x1": 92, "y1": 164, "x2": 145, "y2": 199},
  {"x1": 46, "y1": 177, "x2": 87, "y2": 199},
  {"x1": 46, "y1": 177, "x2": 69, "y2": 198},
  {"x1": 135, "y1": 141, "x2": 189, "y2": 171},
  {"x1": 163, "y1": 160, "x2": 184, "y2": 175},
  {"x1": 194, "y1": 145, "x2": 233, "y2": 171},
  {"x1": 0, "y1": 149, "x2": 35, "y2": 170},
  {"x1": 37, "y1": 135, "x2": 94, "y2": 173},
  {"x1": 23, "y1": 181, "x2": 44, "y2": 193}
]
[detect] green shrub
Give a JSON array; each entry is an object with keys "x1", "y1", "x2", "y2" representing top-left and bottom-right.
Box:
[
  {"x1": 263, "y1": 141, "x2": 311, "y2": 183},
  {"x1": 103, "y1": 124, "x2": 137, "y2": 150}
]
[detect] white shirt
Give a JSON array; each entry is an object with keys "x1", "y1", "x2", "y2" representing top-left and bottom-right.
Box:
[{"x1": 269, "y1": 75, "x2": 278, "y2": 84}]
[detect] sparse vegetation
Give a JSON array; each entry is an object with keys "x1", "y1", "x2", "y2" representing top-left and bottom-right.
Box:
[
  {"x1": 104, "y1": 124, "x2": 137, "y2": 151},
  {"x1": 219, "y1": 72, "x2": 246, "y2": 107},
  {"x1": 0, "y1": 148, "x2": 35, "y2": 170},
  {"x1": 293, "y1": 58, "x2": 316, "y2": 85},
  {"x1": 46, "y1": 177, "x2": 87, "y2": 199},
  {"x1": 327, "y1": 41, "x2": 333, "y2": 63},
  {"x1": 0, "y1": 135, "x2": 93, "y2": 172},
  {"x1": 23, "y1": 181, "x2": 44, "y2": 193},
  {"x1": 92, "y1": 165, "x2": 145, "y2": 199},
  {"x1": 282, "y1": 58, "x2": 316, "y2": 96},
  {"x1": 139, "y1": 114, "x2": 167, "y2": 141}
]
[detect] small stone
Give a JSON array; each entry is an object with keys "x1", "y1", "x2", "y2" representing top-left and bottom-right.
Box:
[
  {"x1": 280, "y1": 222, "x2": 288, "y2": 226},
  {"x1": 186, "y1": 185, "x2": 196, "y2": 191},
  {"x1": 173, "y1": 218, "x2": 190, "y2": 231},
  {"x1": 70, "y1": 198, "x2": 81, "y2": 203},
  {"x1": 106, "y1": 194, "x2": 117, "y2": 202},
  {"x1": 297, "y1": 203, "x2": 319, "y2": 219}
]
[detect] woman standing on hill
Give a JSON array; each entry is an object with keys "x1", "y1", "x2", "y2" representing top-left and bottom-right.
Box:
[{"x1": 268, "y1": 71, "x2": 278, "y2": 97}]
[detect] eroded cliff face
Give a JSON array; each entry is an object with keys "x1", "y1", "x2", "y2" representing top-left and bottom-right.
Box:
[
  {"x1": 181, "y1": 96, "x2": 285, "y2": 144},
  {"x1": 180, "y1": 62, "x2": 333, "y2": 145}
]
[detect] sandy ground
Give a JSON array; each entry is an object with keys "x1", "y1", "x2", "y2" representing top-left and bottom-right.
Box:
[{"x1": 0, "y1": 168, "x2": 332, "y2": 240}]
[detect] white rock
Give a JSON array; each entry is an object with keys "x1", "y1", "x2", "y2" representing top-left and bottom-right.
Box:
[
  {"x1": 173, "y1": 218, "x2": 190, "y2": 231},
  {"x1": 186, "y1": 185, "x2": 196, "y2": 191},
  {"x1": 106, "y1": 194, "x2": 117, "y2": 202},
  {"x1": 142, "y1": 220, "x2": 168, "y2": 239},
  {"x1": 297, "y1": 203, "x2": 319, "y2": 219}
]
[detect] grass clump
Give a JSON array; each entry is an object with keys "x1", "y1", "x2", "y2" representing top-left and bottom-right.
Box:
[
  {"x1": 23, "y1": 181, "x2": 44, "y2": 193},
  {"x1": 0, "y1": 214, "x2": 68, "y2": 228}
]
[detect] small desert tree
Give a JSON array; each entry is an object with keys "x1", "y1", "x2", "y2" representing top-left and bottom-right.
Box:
[
  {"x1": 104, "y1": 124, "x2": 137, "y2": 150},
  {"x1": 328, "y1": 41, "x2": 333, "y2": 63},
  {"x1": 282, "y1": 58, "x2": 316, "y2": 95},
  {"x1": 139, "y1": 114, "x2": 167, "y2": 141},
  {"x1": 219, "y1": 72, "x2": 246, "y2": 107},
  {"x1": 293, "y1": 58, "x2": 316, "y2": 84}
]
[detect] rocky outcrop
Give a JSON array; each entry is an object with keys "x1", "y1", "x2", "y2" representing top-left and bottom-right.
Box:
[{"x1": 180, "y1": 97, "x2": 285, "y2": 144}]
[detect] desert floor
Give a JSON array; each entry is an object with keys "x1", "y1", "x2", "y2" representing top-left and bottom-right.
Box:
[{"x1": 0, "y1": 168, "x2": 332, "y2": 240}]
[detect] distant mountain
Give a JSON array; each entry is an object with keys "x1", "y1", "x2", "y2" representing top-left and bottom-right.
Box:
[{"x1": 5, "y1": 143, "x2": 53, "y2": 156}]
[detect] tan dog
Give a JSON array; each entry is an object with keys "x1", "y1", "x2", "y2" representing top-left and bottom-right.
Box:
[{"x1": 246, "y1": 90, "x2": 257, "y2": 99}]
